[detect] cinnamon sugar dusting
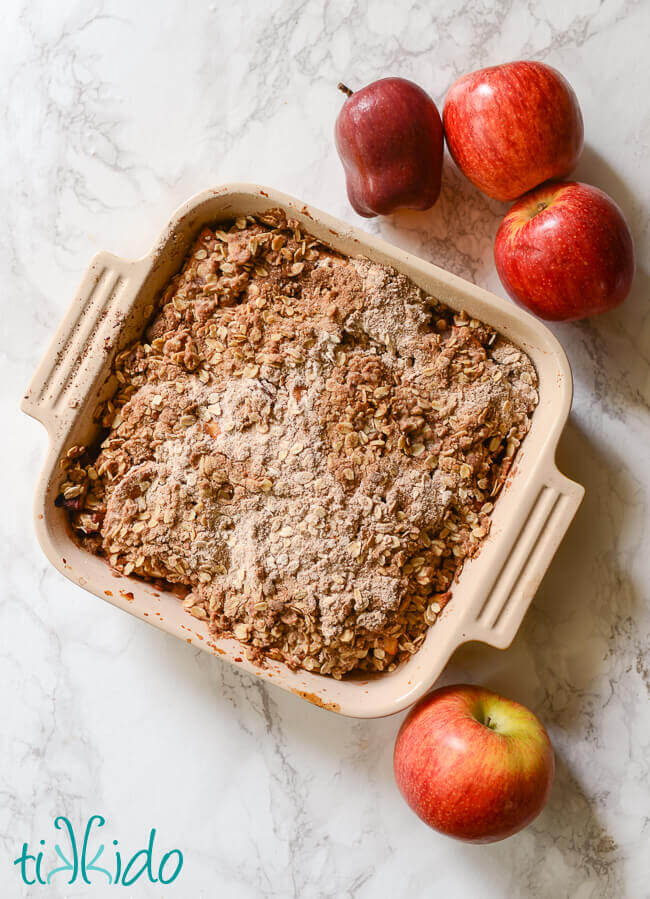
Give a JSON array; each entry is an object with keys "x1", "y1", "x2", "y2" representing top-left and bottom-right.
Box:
[{"x1": 59, "y1": 209, "x2": 538, "y2": 679}]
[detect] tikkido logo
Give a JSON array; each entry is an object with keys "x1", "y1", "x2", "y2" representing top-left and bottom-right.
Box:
[{"x1": 13, "y1": 815, "x2": 183, "y2": 887}]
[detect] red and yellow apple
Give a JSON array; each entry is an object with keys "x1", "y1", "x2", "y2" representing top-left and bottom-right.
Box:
[
  {"x1": 334, "y1": 77, "x2": 443, "y2": 217},
  {"x1": 495, "y1": 181, "x2": 635, "y2": 321},
  {"x1": 443, "y1": 61, "x2": 583, "y2": 201},
  {"x1": 393, "y1": 684, "x2": 554, "y2": 843}
]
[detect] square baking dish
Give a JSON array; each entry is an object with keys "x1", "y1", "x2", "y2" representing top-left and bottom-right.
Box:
[{"x1": 22, "y1": 183, "x2": 584, "y2": 718}]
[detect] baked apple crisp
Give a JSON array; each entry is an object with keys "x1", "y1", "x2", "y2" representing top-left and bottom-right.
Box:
[{"x1": 59, "y1": 210, "x2": 538, "y2": 678}]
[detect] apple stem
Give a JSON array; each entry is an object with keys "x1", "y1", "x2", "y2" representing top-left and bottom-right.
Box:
[
  {"x1": 527, "y1": 200, "x2": 549, "y2": 222},
  {"x1": 337, "y1": 82, "x2": 353, "y2": 98},
  {"x1": 485, "y1": 716, "x2": 492, "y2": 729}
]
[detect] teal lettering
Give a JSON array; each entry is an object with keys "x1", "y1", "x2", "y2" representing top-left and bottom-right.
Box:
[
  {"x1": 35, "y1": 841, "x2": 46, "y2": 885},
  {"x1": 113, "y1": 840, "x2": 122, "y2": 884},
  {"x1": 12, "y1": 843, "x2": 36, "y2": 885},
  {"x1": 47, "y1": 844, "x2": 75, "y2": 885},
  {"x1": 121, "y1": 828, "x2": 158, "y2": 886},
  {"x1": 47, "y1": 817, "x2": 78, "y2": 884},
  {"x1": 159, "y1": 849, "x2": 183, "y2": 884},
  {"x1": 81, "y1": 815, "x2": 111, "y2": 884},
  {"x1": 85, "y1": 844, "x2": 112, "y2": 884},
  {"x1": 14, "y1": 816, "x2": 182, "y2": 888}
]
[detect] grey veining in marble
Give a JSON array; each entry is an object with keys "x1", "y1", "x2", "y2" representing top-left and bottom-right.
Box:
[{"x1": 1, "y1": 1, "x2": 648, "y2": 896}]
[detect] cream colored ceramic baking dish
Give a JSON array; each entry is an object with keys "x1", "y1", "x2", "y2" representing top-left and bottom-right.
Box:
[{"x1": 22, "y1": 183, "x2": 583, "y2": 718}]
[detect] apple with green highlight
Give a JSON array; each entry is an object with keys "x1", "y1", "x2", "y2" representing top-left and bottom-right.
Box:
[{"x1": 393, "y1": 684, "x2": 555, "y2": 843}]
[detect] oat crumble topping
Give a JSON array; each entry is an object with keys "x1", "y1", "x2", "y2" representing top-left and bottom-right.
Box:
[{"x1": 59, "y1": 209, "x2": 538, "y2": 679}]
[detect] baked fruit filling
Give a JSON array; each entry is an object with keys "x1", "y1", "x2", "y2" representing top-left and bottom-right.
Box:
[{"x1": 59, "y1": 210, "x2": 538, "y2": 678}]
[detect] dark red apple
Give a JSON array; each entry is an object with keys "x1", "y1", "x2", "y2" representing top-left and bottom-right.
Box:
[
  {"x1": 443, "y1": 61, "x2": 583, "y2": 201},
  {"x1": 495, "y1": 181, "x2": 635, "y2": 321},
  {"x1": 394, "y1": 684, "x2": 554, "y2": 843},
  {"x1": 334, "y1": 77, "x2": 443, "y2": 217}
]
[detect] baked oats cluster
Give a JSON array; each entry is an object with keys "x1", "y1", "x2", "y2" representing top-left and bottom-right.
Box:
[{"x1": 59, "y1": 209, "x2": 538, "y2": 679}]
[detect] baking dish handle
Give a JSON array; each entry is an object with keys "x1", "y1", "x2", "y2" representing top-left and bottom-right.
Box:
[
  {"x1": 21, "y1": 252, "x2": 142, "y2": 436},
  {"x1": 468, "y1": 468, "x2": 584, "y2": 649}
]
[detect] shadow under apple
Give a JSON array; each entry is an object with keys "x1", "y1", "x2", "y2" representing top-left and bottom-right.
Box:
[
  {"x1": 374, "y1": 154, "x2": 508, "y2": 285},
  {"x1": 447, "y1": 751, "x2": 621, "y2": 899},
  {"x1": 544, "y1": 143, "x2": 650, "y2": 424}
]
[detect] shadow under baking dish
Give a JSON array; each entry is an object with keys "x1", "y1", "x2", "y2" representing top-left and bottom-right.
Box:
[{"x1": 22, "y1": 184, "x2": 584, "y2": 718}]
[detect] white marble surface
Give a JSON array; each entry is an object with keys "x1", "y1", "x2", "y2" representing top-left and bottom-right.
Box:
[{"x1": 2, "y1": 0, "x2": 649, "y2": 896}]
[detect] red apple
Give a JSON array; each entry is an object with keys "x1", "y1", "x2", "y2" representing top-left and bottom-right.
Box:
[
  {"x1": 443, "y1": 61, "x2": 583, "y2": 201},
  {"x1": 495, "y1": 181, "x2": 635, "y2": 321},
  {"x1": 334, "y1": 77, "x2": 443, "y2": 217},
  {"x1": 393, "y1": 684, "x2": 554, "y2": 843}
]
